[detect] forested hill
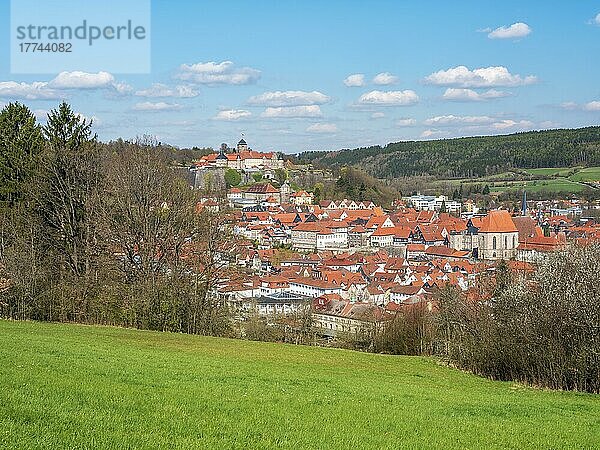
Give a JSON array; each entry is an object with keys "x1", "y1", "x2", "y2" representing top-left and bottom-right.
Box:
[{"x1": 298, "y1": 127, "x2": 600, "y2": 178}]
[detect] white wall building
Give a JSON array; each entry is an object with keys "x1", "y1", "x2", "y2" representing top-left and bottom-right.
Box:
[{"x1": 406, "y1": 194, "x2": 462, "y2": 213}]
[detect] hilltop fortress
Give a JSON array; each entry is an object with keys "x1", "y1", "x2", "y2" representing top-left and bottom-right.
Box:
[{"x1": 195, "y1": 139, "x2": 285, "y2": 171}]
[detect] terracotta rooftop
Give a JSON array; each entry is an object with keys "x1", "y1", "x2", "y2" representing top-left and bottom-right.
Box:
[
  {"x1": 245, "y1": 183, "x2": 279, "y2": 194},
  {"x1": 478, "y1": 210, "x2": 518, "y2": 233}
]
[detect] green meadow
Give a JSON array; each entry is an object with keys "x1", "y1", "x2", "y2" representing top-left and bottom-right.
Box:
[
  {"x1": 1, "y1": 320, "x2": 598, "y2": 449},
  {"x1": 490, "y1": 178, "x2": 587, "y2": 193},
  {"x1": 569, "y1": 166, "x2": 600, "y2": 182},
  {"x1": 522, "y1": 167, "x2": 578, "y2": 177}
]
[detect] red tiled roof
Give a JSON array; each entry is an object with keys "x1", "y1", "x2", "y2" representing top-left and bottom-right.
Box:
[
  {"x1": 245, "y1": 183, "x2": 279, "y2": 194},
  {"x1": 478, "y1": 210, "x2": 518, "y2": 233}
]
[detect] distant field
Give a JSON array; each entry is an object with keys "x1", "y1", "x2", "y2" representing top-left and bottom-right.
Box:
[
  {"x1": 1, "y1": 321, "x2": 599, "y2": 449},
  {"x1": 430, "y1": 167, "x2": 600, "y2": 195},
  {"x1": 491, "y1": 179, "x2": 587, "y2": 193},
  {"x1": 522, "y1": 166, "x2": 600, "y2": 182},
  {"x1": 523, "y1": 167, "x2": 578, "y2": 177},
  {"x1": 569, "y1": 166, "x2": 600, "y2": 182}
]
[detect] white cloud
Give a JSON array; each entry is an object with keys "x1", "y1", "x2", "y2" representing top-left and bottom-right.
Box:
[
  {"x1": 358, "y1": 90, "x2": 419, "y2": 106},
  {"x1": 75, "y1": 112, "x2": 102, "y2": 126},
  {"x1": 491, "y1": 119, "x2": 533, "y2": 130},
  {"x1": 112, "y1": 82, "x2": 133, "y2": 95},
  {"x1": 135, "y1": 83, "x2": 198, "y2": 98},
  {"x1": 487, "y1": 22, "x2": 532, "y2": 39},
  {"x1": 214, "y1": 109, "x2": 252, "y2": 120},
  {"x1": 424, "y1": 115, "x2": 495, "y2": 126},
  {"x1": 560, "y1": 101, "x2": 600, "y2": 111},
  {"x1": 590, "y1": 13, "x2": 600, "y2": 26},
  {"x1": 420, "y1": 129, "x2": 448, "y2": 138},
  {"x1": 371, "y1": 112, "x2": 385, "y2": 119},
  {"x1": 46, "y1": 71, "x2": 132, "y2": 94},
  {"x1": 538, "y1": 120, "x2": 561, "y2": 129},
  {"x1": 372, "y1": 72, "x2": 398, "y2": 85},
  {"x1": 584, "y1": 101, "x2": 600, "y2": 111},
  {"x1": 0, "y1": 81, "x2": 61, "y2": 100},
  {"x1": 419, "y1": 116, "x2": 535, "y2": 135},
  {"x1": 247, "y1": 90, "x2": 330, "y2": 106},
  {"x1": 424, "y1": 66, "x2": 537, "y2": 87},
  {"x1": 261, "y1": 105, "x2": 323, "y2": 118},
  {"x1": 396, "y1": 118, "x2": 416, "y2": 127},
  {"x1": 560, "y1": 101, "x2": 578, "y2": 110},
  {"x1": 132, "y1": 102, "x2": 182, "y2": 112},
  {"x1": 175, "y1": 61, "x2": 260, "y2": 85},
  {"x1": 306, "y1": 123, "x2": 338, "y2": 133},
  {"x1": 442, "y1": 88, "x2": 510, "y2": 102},
  {"x1": 49, "y1": 71, "x2": 115, "y2": 89},
  {"x1": 343, "y1": 74, "x2": 365, "y2": 87}
]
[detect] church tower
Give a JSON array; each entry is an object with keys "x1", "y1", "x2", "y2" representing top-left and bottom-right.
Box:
[{"x1": 280, "y1": 180, "x2": 291, "y2": 204}]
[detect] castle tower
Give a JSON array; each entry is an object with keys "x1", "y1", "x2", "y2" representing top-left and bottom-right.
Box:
[{"x1": 237, "y1": 138, "x2": 248, "y2": 152}]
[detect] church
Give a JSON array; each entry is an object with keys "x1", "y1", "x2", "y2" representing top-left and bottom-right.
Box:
[{"x1": 449, "y1": 210, "x2": 519, "y2": 260}]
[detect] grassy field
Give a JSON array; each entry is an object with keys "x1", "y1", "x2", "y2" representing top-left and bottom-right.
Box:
[
  {"x1": 1, "y1": 321, "x2": 599, "y2": 449},
  {"x1": 522, "y1": 166, "x2": 600, "y2": 184},
  {"x1": 429, "y1": 167, "x2": 600, "y2": 195},
  {"x1": 490, "y1": 179, "x2": 587, "y2": 193},
  {"x1": 569, "y1": 166, "x2": 600, "y2": 182},
  {"x1": 522, "y1": 167, "x2": 578, "y2": 177}
]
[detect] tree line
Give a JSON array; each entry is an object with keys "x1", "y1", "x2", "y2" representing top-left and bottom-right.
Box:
[
  {"x1": 0, "y1": 101, "x2": 234, "y2": 336},
  {"x1": 299, "y1": 127, "x2": 600, "y2": 178}
]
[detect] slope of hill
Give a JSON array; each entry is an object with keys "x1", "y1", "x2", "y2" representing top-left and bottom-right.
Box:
[
  {"x1": 299, "y1": 127, "x2": 600, "y2": 178},
  {"x1": 1, "y1": 320, "x2": 598, "y2": 449}
]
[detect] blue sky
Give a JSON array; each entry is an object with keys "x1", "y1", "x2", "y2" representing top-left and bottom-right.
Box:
[{"x1": 1, "y1": 0, "x2": 600, "y2": 153}]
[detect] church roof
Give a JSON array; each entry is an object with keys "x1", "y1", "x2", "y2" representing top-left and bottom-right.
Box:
[
  {"x1": 478, "y1": 210, "x2": 518, "y2": 233},
  {"x1": 238, "y1": 138, "x2": 247, "y2": 144}
]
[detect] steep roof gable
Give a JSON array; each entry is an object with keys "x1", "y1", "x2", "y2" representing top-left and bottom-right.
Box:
[{"x1": 478, "y1": 210, "x2": 518, "y2": 233}]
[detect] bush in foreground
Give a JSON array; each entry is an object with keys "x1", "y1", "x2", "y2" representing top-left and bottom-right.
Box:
[{"x1": 436, "y1": 245, "x2": 600, "y2": 393}]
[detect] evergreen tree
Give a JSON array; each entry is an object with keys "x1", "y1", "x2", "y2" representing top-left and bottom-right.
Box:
[
  {"x1": 44, "y1": 102, "x2": 96, "y2": 152},
  {"x1": 313, "y1": 182, "x2": 323, "y2": 203},
  {"x1": 0, "y1": 102, "x2": 44, "y2": 206},
  {"x1": 40, "y1": 102, "x2": 100, "y2": 278}
]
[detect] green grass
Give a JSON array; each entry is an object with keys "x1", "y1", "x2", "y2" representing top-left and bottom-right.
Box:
[
  {"x1": 522, "y1": 167, "x2": 577, "y2": 177},
  {"x1": 521, "y1": 166, "x2": 600, "y2": 183},
  {"x1": 1, "y1": 321, "x2": 599, "y2": 449},
  {"x1": 490, "y1": 179, "x2": 587, "y2": 193},
  {"x1": 427, "y1": 167, "x2": 600, "y2": 196},
  {"x1": 569, "y1": 167, "x2": 600, "y2": 182}
]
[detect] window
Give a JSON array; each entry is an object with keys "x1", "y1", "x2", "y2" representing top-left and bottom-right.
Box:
[{"x1": 493, "y1": 236, "x2": 497, "y2": 250}]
